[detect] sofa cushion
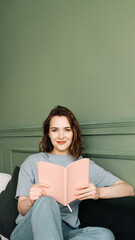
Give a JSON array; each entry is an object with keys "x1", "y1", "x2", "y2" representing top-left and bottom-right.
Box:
[
  {"x1": 0, "y1": 167, "x2": 20, "y2": 239},
  {"x1": 79, "y1": 197, "x2": 135, "y2": 240}
]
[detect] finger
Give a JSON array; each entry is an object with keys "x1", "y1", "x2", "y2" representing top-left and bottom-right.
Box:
[
  {"x1": 36, "y1": 182, "x2": 50, "y2": 188},
  {"x1": 79, "y1": 195, "x2": 92, "y2": 200},
  {"x1": 75, "y1": 185, "x2": 96, "y2": 195},
  {"x1": 79, "y1": 192, "x2": 98, "y2": 200},
  {"x1": 30, "y1": 195, "x2": 40, "y2": 201},
  {"x1": 75, "y1": 189, "x2": 96, "y2": 199},
  {"x1": 30, "y1": 187, "x2": 45, "y2": 197},
  {"x1": 76, "y1": 191, "x2": 91, "y2": 199},
  {"x1": 30, "y1": 191, "x2": 42, "y2": 197},
  {"x1": 40, "y1": 187, "x2": 47, "y2": 195},
  {"x1": 76, "y1": 183, "x2": 90, "y2": 189},
  {"x1": 79, "y1": 192, "x2": 91, "y2": 199},
  {"x1": 74, "y1": 188, "x2": 90, "y2": 196},
  {"x1": 30, "y1": 193, "x2": 41, "y2": 199},
  {"x1": 30, "y1": 190, "x2": 44, "y2": 200}
]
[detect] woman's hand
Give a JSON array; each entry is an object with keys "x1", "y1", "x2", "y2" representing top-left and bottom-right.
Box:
[
  {"x1": 18, "y1": 182, "x2": 49, "y2": 216},
  {"x1": 74, "y1": 180, "x2": 134, "y2": 201},
  {"x1": 29, "y1": 182, "x2": 50, "y2": 205},
  {"x1": 74, "y1": 183, "x2": 100, "y2": 200}
]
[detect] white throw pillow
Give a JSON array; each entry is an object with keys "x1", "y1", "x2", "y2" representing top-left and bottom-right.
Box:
[
  {"x1": 0, "y1": 234, "x2": 9, "y2": 240},
  {"x1": 0, "y1": 173, "x2": 11, "y2": 193}
]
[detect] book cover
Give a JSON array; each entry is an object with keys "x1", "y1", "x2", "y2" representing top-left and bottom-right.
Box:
[{"x1": 38, "y1": 158, "x2": 89, "y2": 205}]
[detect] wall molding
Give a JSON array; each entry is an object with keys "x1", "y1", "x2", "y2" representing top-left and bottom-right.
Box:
[
  {"x1": 1, "y1": 121, "x2": 135, "y2": 172},
  {"x1": 0, "y1": 127, "x2": 42, "y2": 138},
  {"x1": 83, "y1": 150, "x2": 135, "y2": 161},
  {"x1": 9, "y1": 148, "x2": 38, "y2": 174},
  {"x1": 1, "y1": 120, "x2": 135, "y2": 137},
  {"x1": 81, "y1": 120, "x2": 135, "y2": 136},
  {"x1": 6, "y1": 147, "x2": 135, "y2": 173}
]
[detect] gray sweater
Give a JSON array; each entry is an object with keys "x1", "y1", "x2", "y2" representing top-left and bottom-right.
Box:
[{"x1": 16, "y1": 152, "x2": 119, "y2": 228}]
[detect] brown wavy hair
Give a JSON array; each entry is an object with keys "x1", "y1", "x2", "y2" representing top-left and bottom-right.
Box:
[{"x1": 39, "y1": 105, "x2": 84, "y2": 159}]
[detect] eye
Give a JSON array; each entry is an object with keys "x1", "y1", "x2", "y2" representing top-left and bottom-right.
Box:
[
  {"x1": 65, "y1": 128, "x2": 71, "y2": 132},
  {"x1": 52, "y1": 129, "x2": 57, "y2": 132}
]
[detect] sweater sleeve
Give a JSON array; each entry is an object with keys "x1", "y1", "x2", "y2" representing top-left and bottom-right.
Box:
[
  {"x1": 89, "y1": 160, "x2": 119, "y2": 187},
  {"x1": 15, "y1": 157, "x2": 35, "y2": 198}
]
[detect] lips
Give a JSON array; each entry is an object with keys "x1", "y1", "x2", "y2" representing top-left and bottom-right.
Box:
[{"x1": 57, "y1": 141, "x2": 66, "y2": 145}]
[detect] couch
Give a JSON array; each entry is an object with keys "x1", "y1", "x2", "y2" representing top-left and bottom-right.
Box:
[{"x1": 0, "y1": 166, "x2": 135, "y2": 240}]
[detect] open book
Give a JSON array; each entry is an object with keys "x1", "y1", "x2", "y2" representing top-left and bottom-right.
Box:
[{"x1": 38, "y1": 158, "x2": 89, "y2": 206}]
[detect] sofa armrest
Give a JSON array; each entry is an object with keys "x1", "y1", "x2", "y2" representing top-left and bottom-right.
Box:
[
  {"x1": 78, "y1": 197, "x2": 135, "y2": 240},
  {"x1": 0, "y1": 167, "x2": 19, "y2": 239}
]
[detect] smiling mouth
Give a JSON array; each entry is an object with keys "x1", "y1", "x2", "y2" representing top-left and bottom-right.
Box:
[{"x1": 57, "y1": 141, "x2": 66, "y2": 145}]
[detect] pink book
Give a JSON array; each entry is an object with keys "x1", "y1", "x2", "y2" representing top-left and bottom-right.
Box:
[{"x1": 38, "y1": 158, "x2": 89, "y2": 206}]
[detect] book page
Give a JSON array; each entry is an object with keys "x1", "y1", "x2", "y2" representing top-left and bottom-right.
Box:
[
  {"x1": 66, "y1": 158, "x2": 89, "y2": 204},
  {"x1": 38, "y1": 162, "x2": 65, "y2": 205}
]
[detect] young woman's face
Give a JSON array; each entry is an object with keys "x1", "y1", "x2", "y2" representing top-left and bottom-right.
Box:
[{"x1": 49, "y1": 116, "x2": 73, "y2": 155}]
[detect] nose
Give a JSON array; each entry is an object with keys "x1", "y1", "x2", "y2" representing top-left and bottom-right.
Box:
[{"x1": 59, "y1": 130, "x2": 64, "y2": 139}]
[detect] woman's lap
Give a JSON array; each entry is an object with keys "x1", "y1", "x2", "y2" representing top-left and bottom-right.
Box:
[
  {"x1": 62, "y1": 222, "x2": 115, "y2": 240},
  {"x1": 10, "y1": 196, "x2": 115, "y2": 240}
]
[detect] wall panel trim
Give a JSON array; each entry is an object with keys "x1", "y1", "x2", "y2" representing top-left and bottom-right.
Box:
[
  {"x1": 81, "y1": 120, "x2": 135, "y2": 136},
  {"x1": 9, "y1": 148, "x2": 38, "y2": 174},
  {"x1": 1, "y1": 120, "x2": 135, "y2": 137},
  {"x1": 0, "y1": 127, "x2": 42, "y2": 137},
  {"x1": 84, "y1": 150, "x2": 135, "y2": 161}
]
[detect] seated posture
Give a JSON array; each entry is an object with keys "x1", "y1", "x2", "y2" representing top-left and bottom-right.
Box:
[{"x1": 10, "y1": 106, "x2": 134, "y2": 240}]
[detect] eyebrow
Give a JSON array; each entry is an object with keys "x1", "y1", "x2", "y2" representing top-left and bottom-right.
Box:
[{"x1": 51, "y1": 127, "x2": 71, "y2": 129}]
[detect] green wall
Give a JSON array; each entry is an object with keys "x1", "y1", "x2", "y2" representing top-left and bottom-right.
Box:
[{"x1": 0, "y1": 0, "x2": 135, "y2": 187}]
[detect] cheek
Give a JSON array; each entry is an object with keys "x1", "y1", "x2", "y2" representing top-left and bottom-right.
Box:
[{"x1": 69, "y1": 132, "x2": 73, "y2": 141}]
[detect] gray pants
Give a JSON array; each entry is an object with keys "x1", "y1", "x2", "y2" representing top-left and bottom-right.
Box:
[{"x1": 10, "y1": 196, "x2": 115, "y2": 240}]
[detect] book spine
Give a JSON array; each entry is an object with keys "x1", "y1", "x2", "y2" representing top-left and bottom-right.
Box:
[{"x1": 64, "y1": 168, "x2": 67, "y2": 205}]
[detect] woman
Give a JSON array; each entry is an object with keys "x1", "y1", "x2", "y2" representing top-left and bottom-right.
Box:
[{"x1": 10, "y1": 105, "x2": 134, "y2": 240}]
